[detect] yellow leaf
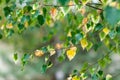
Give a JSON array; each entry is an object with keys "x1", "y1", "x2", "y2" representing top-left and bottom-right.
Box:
[
  {"x1": 24, "y1": 21, "x2": 28, "y2": 28},
  {"x1": 66, "y1": 46, "x2": 77, "y2": 61},
  {"x1": 6, "y1": 23, "x2": 13, "y2": 29},
  {"x1": 67, "y1": 31, "x2": 72, "y2": 37},
  {"x1": 68, "y1": 1, "x2": 74, "y2": 6},
  {"x1": 72, "y1": 76, "x2": 80, "y2": 80},
  {"x1": 103, "y1": 27, "x2": 110, "y2": 35},
  {"x1": 80, "y1": 38, "x2": 88, "y2": 49},
  {"x1": 34, "y1": 50, "x2": 44, "y2": 57},
  {"x1": 106, "y1": 74, "x2": 112, "y2": 80}
]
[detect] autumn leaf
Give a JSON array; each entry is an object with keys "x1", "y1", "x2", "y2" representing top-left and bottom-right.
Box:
[
  {"x1": 67, "y1": 31, "x2": 72, "y2": 37},
  {"x1": 82, "y1": 17, "x2": 88, "y2": 25},
  {"x1": 24, "y1": 21, "x2": 28, "y2": 28},
  {"x1": 55, "y1": 43, "x2": 63, "y2": 49},
  {"x1": 68, "y1": 1, "x2": 74, "y2": 6},
  {"x1": 103, "y1": 27, "x2": 110, "y2": 35},
  {"x1": 80, "y1": 38, "x2": 88, "y2": 49},
  {"x1": 50, "y1": 8, "x2": 58, "y2": 18},
  {"x1": 66, "y1": 46, "x2": 77, "y2": 61},
  {"x1": 72, "y1": 76, "x2": 79, "y2": 80},
  {"x1": 6, "y1": 23, "x2": 13, "y2": 29},
  {"x1": 34, "y1": 50, "x2": 44, "y2": 57},
  {"x1": 80, "y1": 8, "x2": 86, "y2": 15}
]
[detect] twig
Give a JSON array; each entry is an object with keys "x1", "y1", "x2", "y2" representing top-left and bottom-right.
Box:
[
  {"x1": 79, "y1": 1, "x2": 103, "y2": 11},
  {"x1": 43, "y1": 4, "x2": 76, "y2": 7},
  {"x1": 85, "y1": 47, "x2": 115, "y2": 72},
  {"x1": 112, "y1": 72, "x2": 120, "y2": 79},
  {"x1": 38, "y1": 1, "x2": 103, "y2": 11}
]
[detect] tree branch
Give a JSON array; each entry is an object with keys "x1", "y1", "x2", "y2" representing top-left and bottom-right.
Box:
[
  {"x1": 85, "y1": 47, "x2": 115, "y2": 72},
  {"x1": 39, "y1": 2, "x2": 103, "y2": 11}
]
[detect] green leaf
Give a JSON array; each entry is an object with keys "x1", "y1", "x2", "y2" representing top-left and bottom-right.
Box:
[
  {"x1": 80, "y1": 63, "x2": 88, "y2": 73},
  {"x1": 43, "y1": 7, "x2": 47, "y2": 17},
  {"x1": 19, "y1": 0, "x2": 24, "y2": 4},
  {"x1": 41, "y1": 46, "x2": 48, "y2": 53},
  {"x1": 47, "y1": 61, "x2": 53, "y2": 68},
  {"x1": 18, "y1": 23, "x2": 24, "y2": 31},
  {"x1": 23, "y1": 6, "x2": 32, "y2": 13},
  {"x1": 3, "y1": 6, "x2": 11, "y2": 17},
  {"x1": 116, "y1": 26, "x2": 120, "y2": 33},
  {"x1": 0, "y1": 33, "x2": 2, "y2": 39},
  {"x1": 93, "y1": 42, "x2": 102, "y2": 51},
  {"x1": 98, "y1": 59, "x2": 106, "y2": 68},
  {"x1": 86, "y1": 42, "x2": 93, "y2": 51},
  {"x1": 6, "y1": 0, "x2": 10, "y2": 4},
  {"x1": 75, "y1": 33, "x2": 83, "y2": 43},
  {"x1": 92, "y1": 74, "x2": 98, "y2": 80},
  {"x1": 94, "y1": 23, "x2": 103, "y2": 31},
  {"x1": 99, "y1": 32, "x2": 106, "y2": 41},
  {"x1": 104, "y1": 56, "x2": 111, "y2": 64},
  {"x1": 0, "y1": 16, "x2": 2, "y2": 20},
  {"x1": 21, "y1": 53, "x2": 30, "y2": 66},
  {"x1": 13, "y1": 53, "x2": 18, "y2": 61},
  {"x1": 104, "y1": 6, "x2": 120, "y2": 27},
  {"x1": 6, "y1": 29, "x2": 14, "y2": 37},
  {"x1": 58, "y1": 0, "x2": 69, "y2": 5},
  {"x1": 58, "y1": 54, "x2": 65, "y2": 62},
  {"x1": 97, "y1": 70, "x2": 103, "y2": 77},
  {"x1": 108, "y1": 30, "x2": 117, "y2": 39},
  {"x1": 41, "y1": 64, "x2": 47, "y2": 73},
  {"x1": 37, "y1": 15, "x2": 45, "y2": 25},
  {"x1": 74, "y1": 0, "x2": 79, "y2": 4}
]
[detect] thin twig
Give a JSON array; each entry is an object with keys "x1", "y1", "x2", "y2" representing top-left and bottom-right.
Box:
[
  {"x1": 85, "y1": 47, "x2": 115, "y2": 72},
  {"x1": 39, "y1": 1, "x2": 103, "y2": 11},
  {"x1": 112, "y1": 72, "x2": 120, "y2": 79},
  {"x1": 87, "y1": 3, "x2": 102, "y2": 5},
  {"x1": 43, "y1": 4, "x2": 76, "y2": 7},
  {"x1": 86, "y1": 4, "x2": 103, "y2": 10},
  {"x1": 79, "y1": 1, "x2": 103, "y2": 11}
]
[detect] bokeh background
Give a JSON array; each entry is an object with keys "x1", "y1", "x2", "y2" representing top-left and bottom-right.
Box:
[{"x1": 0, "y1": 0, "x2": 120, "y2": 80}]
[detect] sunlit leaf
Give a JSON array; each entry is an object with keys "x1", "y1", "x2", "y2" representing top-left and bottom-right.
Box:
[
  {"x1": 6, "y1": 23, "x2": 13, "y2": 29},
  {"x1": 72, "y1": 75, "x2": 79, "y2": 80},
  {"x1": 106, "y1": 74, "x2": 112, "y2": 80},
  {"x1": 103, "y1": 27, "x2": 110, "y2": 35},
  {"x1": 99, "y1": 32, "x2": 106, "y2": 41},
  {"x1": 49, "y1": 49, "x2": 56, "y2": 56},
  {"x1": 80, "y1": 38, "x2": 88, "y2": 49},
  {"x1": 66, "y1": 46, "x2": 77, "y2": 61},
  {"x1": 34, "y1": 50, "x2": 44, "y2": 57},
  {"x1": 86, "y1": 41, "x2": 93, "y2": 51}
]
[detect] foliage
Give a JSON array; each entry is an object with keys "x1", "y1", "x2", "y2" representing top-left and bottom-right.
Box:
[{"x1": 0, "y1": 0, "x2": 120, "y2": 79}]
